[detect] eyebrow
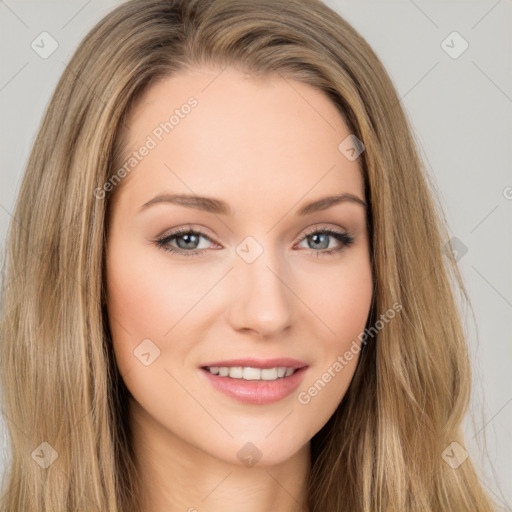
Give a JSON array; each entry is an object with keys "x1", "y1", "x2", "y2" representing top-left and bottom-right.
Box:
[{"x1": 139, "y1": 193, "x2": 367, "y2": 215}]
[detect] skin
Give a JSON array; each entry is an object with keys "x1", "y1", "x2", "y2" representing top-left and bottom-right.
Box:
[{"x1": 105, "y1": 65, "x2": 373, "y2": 512}]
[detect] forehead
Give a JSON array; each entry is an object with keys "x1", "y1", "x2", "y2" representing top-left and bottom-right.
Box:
[{"x1": 114, "y1": 66, "x2": 365, "y2": 214}]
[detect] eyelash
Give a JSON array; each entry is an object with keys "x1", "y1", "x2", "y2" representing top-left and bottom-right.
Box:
[{"x1": 154, "y1": 226, "x2": 355, "y2": 258}]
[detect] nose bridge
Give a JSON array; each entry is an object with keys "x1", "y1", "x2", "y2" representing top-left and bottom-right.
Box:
[{"x1": 229, "y1": 234, "x2": 294, "y2": 336}]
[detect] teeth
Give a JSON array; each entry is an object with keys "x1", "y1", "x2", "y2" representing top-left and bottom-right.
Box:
[
  {"x1": 206, "y1": 366, "x2": 297, "y2": 381},
  {"x1": 243, "y1": 367, "x2": 261, "y2": 380},
  {"x1": 261, "y1": 368, "x2": 278, "y2": 380},
  {"x1": 229, "y1": 367, "x2": 243, "y2": 379}
]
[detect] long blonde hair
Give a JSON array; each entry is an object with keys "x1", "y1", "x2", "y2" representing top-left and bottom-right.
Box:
[{"x1": 0, "y1": 0, "x2": 497, "y2": 510}]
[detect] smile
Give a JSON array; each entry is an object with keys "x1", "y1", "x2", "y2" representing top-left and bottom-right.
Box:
[
  {"x1": 204, "y1": 366, "x2": 296, "y2": 380},
  {"x1": 199, "y1": 359, "x2": 308, "y2": 405}
]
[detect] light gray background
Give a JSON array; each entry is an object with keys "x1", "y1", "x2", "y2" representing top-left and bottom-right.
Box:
[{"x1": 0, "y1": 0, "x2": 511, "y2": 509}]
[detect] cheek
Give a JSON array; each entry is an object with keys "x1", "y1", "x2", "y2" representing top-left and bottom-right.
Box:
[
  {"x1": 326, "y1": 256, "x2": 373, "y2": 377},
  {"x1": 334, "y1": 265, "x2": 373, "y2": 341},
  {"x1": 106, "y1": 249, "x2": 164, "y2": 341},
  {"x1": 106, "y1": 236, "x2": 204, "y2": 344},
  {"x1": 105, "y1": 235, "x2": 175, "y2": 376},
  {"x1": 301, "y1": 253, "x2": 373, "y2": 344},
  {"x1": 294, "y1": 255, "x2": 373, "y2": 437},
  {"x1": 105, "y1": 234, "x2": 224, "y2": 393}
]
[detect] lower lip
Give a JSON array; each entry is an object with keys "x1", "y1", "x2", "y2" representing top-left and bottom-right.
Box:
[{"x1": 200, "y1": 367, "x2": 308, "y2": 405}]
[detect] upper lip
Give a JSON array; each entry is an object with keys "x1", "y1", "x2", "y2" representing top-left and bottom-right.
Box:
[{"x1": 201, "y1": 358, "x2": 308, "y2": 369}]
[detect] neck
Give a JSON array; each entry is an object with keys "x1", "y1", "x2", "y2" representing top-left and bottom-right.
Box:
[{"x1": 129, "y1": 397, "x2": 311, "y2": 512}]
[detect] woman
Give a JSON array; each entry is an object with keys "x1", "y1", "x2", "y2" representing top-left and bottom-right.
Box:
[{"x1": 0, "y1": 0, "x2": 497, "y2": 510}]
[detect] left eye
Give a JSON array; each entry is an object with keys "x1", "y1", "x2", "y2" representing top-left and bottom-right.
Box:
[
  {"x1": 297, "y1": 229, "x2": 354, "y2": 253},
  {"x1": 154, "y1": 227, "x2": 354, "y2": 257}
]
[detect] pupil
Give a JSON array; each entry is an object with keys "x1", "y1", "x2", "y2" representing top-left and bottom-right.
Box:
[
  {"x1": 310, "y1": 233, "x2": 328, "y2": 250},
  {"x1": 177, "y1": 233, "x2": 198, "y2": 249}
]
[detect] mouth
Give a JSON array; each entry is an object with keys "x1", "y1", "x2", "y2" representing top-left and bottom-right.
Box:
[
  {"x1": 203, "y1": 365, "x2": 299, "y2": 380},
  {"x1": 199, "y1": 358, "x2": 308, "y2": 405}
]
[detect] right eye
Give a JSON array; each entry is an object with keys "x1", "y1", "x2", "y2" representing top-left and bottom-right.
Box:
[{"x1": 154, "y1": 228, "x2": 217, "y2": 257}]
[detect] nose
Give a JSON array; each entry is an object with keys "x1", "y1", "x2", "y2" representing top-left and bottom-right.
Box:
[{"x1": 228, "y1": 246, "x2": 295, "y2": 338}]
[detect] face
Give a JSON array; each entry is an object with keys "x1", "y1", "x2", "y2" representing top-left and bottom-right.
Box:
[{"x1": 105, "y1": 65, "x2": 373, "y2": 467}]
